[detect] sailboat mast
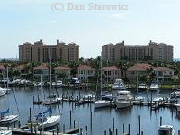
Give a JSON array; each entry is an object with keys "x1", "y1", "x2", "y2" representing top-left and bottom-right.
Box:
[
  {"x1": 40, "y1": 74, "x2": 44, "y2": 134},
  {"x1": 6, "y1": 66, "x2": 9, "y2": 91},
  {"x1": 106, "y1": 60, "x2": 108, "y2": 88},
  {"x1": 48, "y1": 48, "x2": 52, "y2": 96},
  {"x1": 136, "y1": 49, "x2": 139, "y2": 94},
  {"x1": 100, "y1": 55, "x2": 103, "y2": 98}
]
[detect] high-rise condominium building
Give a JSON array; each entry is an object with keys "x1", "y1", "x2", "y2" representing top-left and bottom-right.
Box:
[
  {"x1": 102, "y1": 40, "x2": 173, "y2": 62},
  {"x1": 19, "y1": 39, "x2": 79, "y2": 63}
]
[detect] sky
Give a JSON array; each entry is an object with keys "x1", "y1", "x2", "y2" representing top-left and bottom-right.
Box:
[{"x1": 0, "y1": 0, "x2": 180, "y2": 58}]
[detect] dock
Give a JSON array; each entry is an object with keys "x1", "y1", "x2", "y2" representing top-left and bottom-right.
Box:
[{"x1": 0, "y1": 127, "x2": 79, "y2": 135}]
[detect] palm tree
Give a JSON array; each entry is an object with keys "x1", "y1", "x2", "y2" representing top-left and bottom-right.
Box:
[{"x1": 68, "y1": 61, "x2": 79, "y2": 77}]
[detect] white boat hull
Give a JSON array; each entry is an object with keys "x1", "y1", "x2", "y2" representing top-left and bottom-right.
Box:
[
  {"x1": 0, "y1": 115, "x2": 18, "y2": 124},
  {"x1": 175, "y1": 104, "x2": 180, "y2": 112},
  {"x1": 0, "y1": 128, "x2": 12, "y2": 135},
  {"x1": 149, "y1": 83, "x2": 159, "y2": 91},
  {"x1": 39, "y1": 115, "x2": 60, "y2": 129},
  {"x1": 0, "y1": 90, "x2": 6, "y2": 97},
  {"x1": 94, "y1": 100, "x2": 111, "y2": 108},
  {"x1": 116, "y1": 101, "x2": 132, "y2": 109}
]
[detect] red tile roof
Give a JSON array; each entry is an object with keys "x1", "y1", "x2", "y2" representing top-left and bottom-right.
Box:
[
  {"x1": 102, "y1": 66, "x2": 119, "y2": 71},
  {"x1": 34, "y1": 65, "x2": 48, "y2": 70},
  {"x1": 54, "y1": 66, "x2": 71, "y2": 70},
  {"x1": 154, "y1": 67, "x2": 173, "y2": 71},
  {"x1": 128, "y1": 63, "x2": 152, "y2": 71},
  {"x1": 78, "y1": 65, "x2": 93, "y2": 70}
]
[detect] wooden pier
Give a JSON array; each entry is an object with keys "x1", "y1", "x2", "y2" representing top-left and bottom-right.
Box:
[{"x1": 0, "y1": 127, "x2": 79, "y2": 135}]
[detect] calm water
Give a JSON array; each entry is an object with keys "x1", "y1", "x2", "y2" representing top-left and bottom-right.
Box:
[{"x1": 0, "y1": 87, "x2": 180, "y2": 135}]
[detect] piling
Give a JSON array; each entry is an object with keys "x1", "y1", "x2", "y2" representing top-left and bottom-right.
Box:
[
  {"x1": 109, "y1": 128, "x2": 112, "y2": 135},
  {"x1": 85, "y1": 126, "x2": 87, "y2": 135},
  {"x1": 112, "y1": 118, "x2": 114, "y2": 132},
  {"x1": 30, "y1": 107, "x2": 33, "y2": 134},
  {"x1": 115, "y1": 129, "x2": 118, "y2": 135},
  {"x1": 123, "y1": 123, "x2": 124, "y2": 133},
  {"x1": 104, "y1": 130, "x2": 106, "y2": 135},
  {"x1": 80, "y1": 128, "x2": 82, "y2": 135},
  {"x1": 138, "y1": 115, "x2": 140, "y2": 135},
  {"x1": 63, "y1": 124, "x2": 65, "y2": 133},
  {"x1": 128, "y1": 124, "x2": 131, "y2": 135},
  {"x1": 160, "y1": 116, "x2": 162, "y2": 126},
  {"x1": 73, "y1": 120, "x2": 76, "y2": 128},
  {"x1": 70, "y1": 110, "x2": 72, "y2": 128},
  {"x1": 90, "y1": 111, "x2": 93, "y2": 128}
]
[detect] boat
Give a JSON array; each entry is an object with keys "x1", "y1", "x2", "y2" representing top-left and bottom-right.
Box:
[
  {"x1": 0, "y1": 87, "x2": 11, "y2": 92},
  {"x1": 0, "y1": 67, "x2": 19, "y2": 124},
  {"x1": 134, "y1": 95, "x2": 145, "y2": 102},
  {"x1": 42, "y1": 97, "x2": 61, "y2": 105},
  {"x1": 115, "y1": 91, "x2": 133, "y2": 109},
  {"x1": 170, "y1": 91, "x2": 180, "y2": 98},
  {"x1": 71, "y1": 78, "x2": 80, "y2": 84},
  {"x1": 112, "y1": 79, "x2": 126, "y2": 90},
  {"x1": 84, "y1": 94, "x2": 95, "y2": 100},
  {"x1": 34, "y1": 82, "x2": 44, "y2": 87},
  {"x1": 26, "y1": 109, "x2": 60, "y2": 130},
  {"x1": 149, "y1": 82, "x2": 159, "y2": 91},
  {"x1": 175, "y1": 104, "x2": 180, "y2": 112},
  {"x1": 0, "y1": 127, "x2": 12, "y2": 135},
  {"x1": 0, "y1": 109, "x2": 18, "y2": 124},
  {"x1": 39, "y1": 115, "x2": 60, "y2": 129},
  {"x1": 138, "y1": 83, "x2": 148, "y2": 91},
  {"x1": 0, "y1": 89, "x2": 6, "y2": 97},
  {"x1": 94, "y1": 100, "x2": 111, "y2": 108},
  {"x1": 152, "y1": 95, "x2": 163, "y2": 103},
  {"x1": 158, "y1": 125, "x2": 175, "y2": 135},
  {"x1": 52, "y1": 80, "x2": 63, "y2": 88},
  {"x1": 101, "y1": 91, "x2": 113, "y2": 101},
  {"x1": 94, "y1": 57, "x2": 111, "y2": 108}
]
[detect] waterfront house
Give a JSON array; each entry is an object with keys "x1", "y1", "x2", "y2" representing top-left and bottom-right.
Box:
[
  {"x1": 154, "y1": 67, "x2": 174, "y2": 82},
  {"x1": 33, "y1": 64, "x2": 49, "y2": 81},
  {"x1": 127, "y1": 63, "x2": 152, "y2": 82},
  {"x1": 102, "y1": 66, "x2": 121, "y2": 82},
  {"x1": 54, "y1": 66, "x2": 71, "y2": 79},
  {"x1": 77, "y1": 65, "x2": 95, "y2": 82},
  {"x1": 14, "y1": 65, "x2": 29, "y2": 79},
  {"x1": 0, "y1": 65, "x2": 5, "y2": 80}
]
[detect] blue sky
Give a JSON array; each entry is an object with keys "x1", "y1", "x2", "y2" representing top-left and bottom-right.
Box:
[{"x1": 0, "y1": 0, "x2": 180, "y2": 58}]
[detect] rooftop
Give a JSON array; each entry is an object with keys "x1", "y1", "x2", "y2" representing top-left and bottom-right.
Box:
[{"x1": 128, "y1": 63, "x2": 152, "y2": 71}]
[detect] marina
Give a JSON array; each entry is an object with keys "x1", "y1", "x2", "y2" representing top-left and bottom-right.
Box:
[{"x1": 1, "y1": 85, "x2": 180, "y2": 135}]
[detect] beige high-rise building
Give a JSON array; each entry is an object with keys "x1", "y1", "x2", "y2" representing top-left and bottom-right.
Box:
[
  {"x1": 19, "y1": 39, "x2": 79, "y2": 63},
  {"x1": 102, "y1": 40, "x2": 173, "y2": 62}
]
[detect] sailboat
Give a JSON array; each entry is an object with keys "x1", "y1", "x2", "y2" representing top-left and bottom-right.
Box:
[
  {"x1": 39, "y1": 50, "x2": 60, "y2": 129},
  {"x1": 34, "y1": 108, "x2": 60, "y2": 130},
  {"x1": 0, "y1": 89, "x2": 6, "y2": 97},
  {"x1": 0, "y1": 127, "x2": 12, "y2": 135},
  {"x1": 94, "y1": 56, "x2": 111, "y2": 108},
  {"x1": 135, "y1": 69, "x2": 146, "y2": 103},
  {"x1": 0, "y1": 67, "x2": 19, "y2": 124},
  {"x1": 150, "y1": 66, "x2": 159, "y2": 91},
  {"x1": 158, "y1": 125, "x2": 175, "y2": 135},
  {"x1": 0, "y1": 109, "x2": 18, "y2": 124},
  {"x1": 25, "y1": 108, "x2": 60, "y2": 130},
  {"x1": 42, "y1": 51, "x2": 61, "y2": 105}
]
